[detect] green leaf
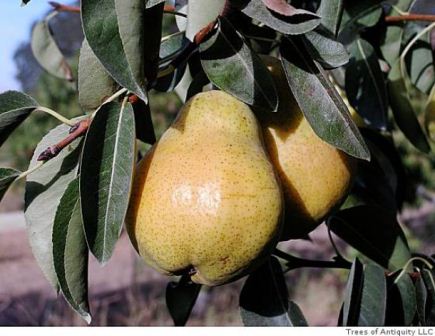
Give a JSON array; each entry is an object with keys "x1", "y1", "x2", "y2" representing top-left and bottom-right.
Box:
[
  {"x1": 339, "y1": 0, "x2": 383, "y2": 44},
  {"x1": 0, "y1": 91, "x2": 38, "y2": 147},
  {"x1": 425, "y1": 84, "x2": 435, "y2": 141},
  {"x1": 0, "y1": 168, "x2": 21, "y2": 202},
  {"x1": 31, "y1": 20, "x2": 73, "y2": 81},
  {"x1": 78, "y1": 40, "x2": 118, "y2": 113},
  {"x1": 80, "y1": 102, "x2": 136, "y2": 263},
  {"x1": 345, "y1": 38, "x2": 388, "y2": 130},
  {"x1": 422, "y1": 269, "x2": 435, "y2": 325},
  {"x1": 53, "y1": 178, "x2": 91, "y2": 323},
  {"x1": 280, "y1": 37, "x2": 370, "y2": 160},
  {"x1": 200, "y1": 17, "x2": 278, "y2": 112},
  {"x1": 115, "y1": 0, "x2": 164, "y2": 88},
  {"x1": 186, "y1": 0, "x2": 225, "y2": 41},
  {"x1": 233, "y1": 0, "x2": 320, "y2": 35},
  {"x1": 240, "y1": 257, "x2": 303, "y2": 326},
  {"x1": 25, "y1": 121, "x2": 83, "y2": 290},
  {"x1": 386, "y1": 273, "x2": 417, "y2": 326},
  {"x1": 166, "y1": 276, "x2": 201, "y2": 326},
  {"x1": 342, "y1": 259, "x2": 364, "y2": 326},
  {"x1": 328, "y1": 205, "x2": 411, "y2": 271},
  {"x1": 416, "y1": 276, "x2": 428, "y2": 325},
  {"x1": 304, "y1": 29, "x2": 350, "y2": 69},
  {"x1": 288, "y1": 301, "x2": 308, "y2": 327},
  {"x1": 358, "y1": 264, "x2": 387, "y2": 326},
  {"x1": 81, "y1": 0, "x2": 162, "y2": 102},
  {"x1": 388, "y1": 60, "x2": 431, "y2": 153},
  {"x1": 317, "y1": 0, "x2": 344, "y2": 37},
  {"x1": 160, "y1": 33, "x2": 187, "y2": 62}
]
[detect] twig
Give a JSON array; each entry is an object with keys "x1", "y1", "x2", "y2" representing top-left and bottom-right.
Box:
[
  {"x1": 386, "y1": 14, "x2": 435, "y2": 23},
  {"x1": 48, "y1": 1, "x2": 80, "y2": 13},
  {"x1": 273, "y1": 249, "x2": 352, "y2": 272},
  {"x1": 37, "y1": 119, "x2": 90, "y2": 161}
]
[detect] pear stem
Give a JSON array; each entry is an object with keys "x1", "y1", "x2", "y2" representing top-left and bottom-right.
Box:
[{"x1": 274, "y1": 249, "x2": 352, "y2": 272}]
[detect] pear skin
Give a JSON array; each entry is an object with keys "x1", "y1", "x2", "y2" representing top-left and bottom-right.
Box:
[
  {"x1": 126, "y1": 91, "x2": 283, "y2": 286},
  {"x1": 259, "y1": 56, "x2": 357, "y2": 240}
]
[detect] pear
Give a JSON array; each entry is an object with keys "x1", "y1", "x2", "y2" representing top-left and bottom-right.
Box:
[
  {"x1": 258, "y1": 56, "x2": 357, "y2": 239},
  {"x1": 126, "y1": 90, "x2": 283, "y2": 286}
]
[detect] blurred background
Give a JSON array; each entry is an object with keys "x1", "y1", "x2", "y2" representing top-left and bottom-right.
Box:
[{"x1": 0, "y1": 0, "x2": 434, "y2": 326}]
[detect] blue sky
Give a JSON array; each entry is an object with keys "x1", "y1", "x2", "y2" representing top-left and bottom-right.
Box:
[{"x1": 0, "y1": 2, "x2": 51, "y2": 92}]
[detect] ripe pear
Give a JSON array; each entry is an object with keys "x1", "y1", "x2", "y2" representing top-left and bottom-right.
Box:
[
  {"x1": 258, "y1": 56, "x2": 357, "y2": 239},
  {"x1": 126, "y1": 91, "x2": 283, "y2": 286}
]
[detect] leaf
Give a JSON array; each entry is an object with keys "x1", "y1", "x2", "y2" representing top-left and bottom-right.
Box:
[
  {"x1": 422, "y1": 269, "x2": 435, "y2": 325},
  {"x1": 328, "y1": 205, "x2": 411, "y2": 271},
  {"x1": 146, "y1": 0, "x2": 165, "y2": 8},
  {"x1": 358, "y1": 264, "x2": 387, "y2": 326},
  {"x1": 25, "y1": 121, "x2": 83, "y2": 290},
  {"x1": 304, "y1": 29, "x2": 349, "y2": 69},
  {"x1": 31, "y1": 20, "x2": 73, "y2": 81},
  {"x1": 186, "y1": 0, "x2": 225, "y2": 41},
  {"x1": 166, "y1": 276, "x2": 202, "y2": 326},
  {"x1": 240, "y1": 257, "x2": 301, "y2": 326},
  {"x1": 115, "y1": 0, "x2": 164, "y2": 88},
  {"x1": 416, "y1": 276, "x2": 428, "y2": 325},
  {"x1": 200, "y1": 17, "x2": 278, "y2": 112},
  {"x1": 233, "y1": 0, "x2": 320, "y2": 35},
  {"x1": 425, "y1": 84, "x2": 435, "y2": 141},
  {"x1": 280, "y1": 37, "x2": 370, "y2": 160},
  {"x1": 342, "y1": 259, "x2": 364, "y2": 326},
  {"x1": 386, "y1": 273, "x2": 417, "y2": 326},
  {"x1": 0, "y1": 168, "x2": 20, "y2": 202},
  {"x1": 131, "y1": 100, "x2": 156, "y2": 145},
  {"x1": 80, "y1": 102, "x2": 136, "y2": 263},
  {"x1": 388, "y1": 60, "x2": 431, "y2": 153},
  {"x1": 52, "y1": 178, "x2": 91, "y2": 323},
  {"x1": 78, "y1": 40, "x2": 118, "y2": 113},
  {"x1": 288, "y1": 301, "x2": 308, "y2": 327},
  {"x1": 81, "y1": 0, "x2": 162, "y2": 102},
  {"x1": 0, "y1": 91, "x2": 38, "y2": 148},
  {"x1": 317, "y1": 0, "x2": 344, "y2": 37},
  {"x1": 345, "y1": 38, "x2": 388, "y2": 130}
]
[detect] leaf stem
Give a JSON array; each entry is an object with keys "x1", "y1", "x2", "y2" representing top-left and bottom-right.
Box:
[
  {"x1": 36, "y1": 106, "x2": 76, "y2": 126},
  {"x1": 274, "y1": 249, "x2": 352, "y2": 272},
  {"x1": 91, "y1": 88, "x2": 128, "y2": 118},
  {"x1": 386, "y1": 14, "x2": 435, "y2": 23},
  {"x1": 18, "y1": 161, "x2": 44, "y2": 180}
]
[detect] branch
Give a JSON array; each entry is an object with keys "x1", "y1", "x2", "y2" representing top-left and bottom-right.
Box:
[
  {"x1": 273, "y1": 249, "x2": 352, "y2": 272},
  {"x1": 38, "y1": 119, "x2": 90, "y2": 161},
  {"x1": 385, "y1": 14, "x2": 435, "y2": 23},
  {"x1": 49, "y1": 1, "x2": 80, "y2": 13}
]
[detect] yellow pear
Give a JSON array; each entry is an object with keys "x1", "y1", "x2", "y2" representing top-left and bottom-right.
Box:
[
  {"x1": 126, "y1": 91, "x2": 283, "y2": 286},
  {"x1": 258, "y1": 56, "x2": 357, "y2": 239}
]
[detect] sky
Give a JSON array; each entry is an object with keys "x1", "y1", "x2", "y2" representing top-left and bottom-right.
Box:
[{"x1": 0, "y1": 1, "x2": 51, "y2": 92}]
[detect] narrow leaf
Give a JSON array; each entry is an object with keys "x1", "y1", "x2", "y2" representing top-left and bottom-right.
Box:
[
  {"x1": 388, "y1": 60, "x2": 431, "y2": 153},
  {"x1": 342, "y1": 259, "x2": 364, "y2": 326},
  {"x1": 425, "y1": 84, "x2": 435, "y2": 141},
  {"x1": 262, "y1": 0, "x2": 318, "y2": 18},
  {"x1": 131, "y1": 100, "x2": 156, "y2": 145},
  {"x1": 386, "y1": 273, "x2": 417, "y2": 326},
  {"x1": 345, "y1": 38, "x2": 388, "y2": 130},
  {"x1": 80, "y1": 102, "x2": 136, "y2": 263},
  {"x1": 53, "y1": 178, "x2": 91, "y2": 323},
  {"x1": 358, "y1": 264, "x2": 387, "y2": 326},
  {"x1": 81, "y1": 0, "x2": 157, "y2": 102},
  {"x1": 0, "y1": 91, "x2": 38, "y2": 147},
  {"x1": 240, "y1": 258, "x2": 293, "y2": 326},
  {"x1": 186, "y1": 0, "x2": 225, "y2": 41},
  {"x1": 422, "y1": 269, "x2": 435, "y2": 325},
  {"x1": 317, "y1": 0, "x2": 343, "y2": 37},
  {"x1": 78, "y1": 40, "x2": 118, "y2": 113},
  {"x1": 200, "y1": 17, "x2": 278, "y2": 112},
  {"x1": 280, "y1": 37, "x2": 370, "y2": 160},
  {"x1": 166, "y1": 276, "x2": 202, "y2": 326},
  {"x1": 234, "y1": 0, "x2": 320, "y2": 35},
  {"x1": 25, "y1": 121, "x2": 83, "y2": 290},
  {"x1": 31, "y1": 20, "x2": 73, "y2": 81},
  {"x1": 288, "y1": 301, "x2": 309, "y2": 326},
  {"x1": 0, "y1": 168, "x2": 21, "y2": 202},
  {"x1": 416, "y1": 276, "x2": 428, "y2": 325},
  {"x1": 328, "y1": 205, "x2": 411, "y2": 271}
]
